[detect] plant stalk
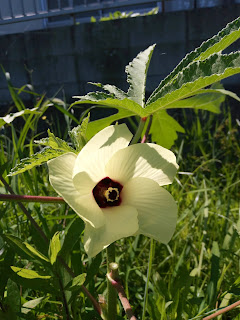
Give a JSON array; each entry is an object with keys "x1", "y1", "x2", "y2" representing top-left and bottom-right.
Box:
[
  {"x1": 0, "y1": 193, "x2": 64, "y2": 203},
  {"x1": 107, "y1": 266, "x2": 137, "y2": 320},
  {"x1": 130, "y1": 117, "x2": 147, "y2": 145},
  {"x1": 106, "y1": 243, "x2": 117, "y2": 320},
  {"x1": 202, "y1": 300, "x2": 240, "y2": 320},
  {"x1": 142, "y1": 239, "x2": 155, "y2": 320}
]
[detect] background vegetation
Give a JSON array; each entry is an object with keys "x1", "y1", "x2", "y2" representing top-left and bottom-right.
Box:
[{"x1": 0, "y1": 78, "x2": 239, "y2": 319}]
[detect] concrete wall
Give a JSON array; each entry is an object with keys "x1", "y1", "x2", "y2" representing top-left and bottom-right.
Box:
[{"x1": 1, "y1": 4, "x2": 240, "y2": 107}]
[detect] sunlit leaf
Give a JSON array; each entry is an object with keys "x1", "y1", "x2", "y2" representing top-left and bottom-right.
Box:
[
  {"x1": 0, "y1": 108, "x2": 40, "y2": 127},
  {"x1": 69, "y1": 113, "x2": 90, "y2": 151},
  {"x1": 150, "y1": 16, "x2": 240, "y2": 97},
  {"x1": 49, "y1": 232, "x2": 61, "y2": 265},
  {"x1": 149, "y1": 110, "x2": 185, "y2": 149},
  {"x1": 146, "y1": 52, "x2": 240, "y2": 114},
  {"x1": 35, "y1": 129, "x2": 75, "y2": 153},
  {"x1": 21, "y1": 297, "x2": 45, "y2": 314},
  {"x1": 72, "y1": 92, "x2": 145, "y2": 117},
  {"x1": 65, "y1": 273, "x2": 86, "y2": 291},
  {"x1": 86, "y1": 108, "x2": 135, "y2": 139},
  {"x1": 126, "y1": 44, "x2": 156, "y2": 107},
  {"x1": 8, "y1": 147, "x2": 65, "y2": 176},
  {"x1": 11, "y1": 266, "x2": 51, "y2": 279}
]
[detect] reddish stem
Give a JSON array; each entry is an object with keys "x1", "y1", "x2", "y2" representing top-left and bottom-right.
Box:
[
  {"x1": 202, "y1": 300, "x2": 240, "y2": 320},
  {"x1": 0, "y1": 193, "x2": 64, "y2": 203},
  {"x1": 141, "y1": 115, "x2": 153, "y2": 144},
  {"x1": 107, "y1": 271, "x2": 137, "y2": 320}
]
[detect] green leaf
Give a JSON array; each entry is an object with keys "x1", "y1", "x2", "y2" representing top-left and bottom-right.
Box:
[
  {"x1": 88, "y1": 82, "x2": 128, "y2": 99},
  {"x1": 35, "y1": 129, "x2": 75, "y2": 153},
  {"x1": 65, "y1": 273, "x2": 86, "y2": 291},
  {"x1": 49, "y1": 232, "x2": 61, "y2": 265},
  {"x1": 207, "y1": 241, "x2": 220, "y2": 305},
  {"x1": 0, "y1": 108, "x2": 40, "y2": 127},
  {"x1": 196, "y1": 87, "x2": 240, "y2": 103},
  {"x1": 21, "y1": 297, "x2": 44, "y2": 314},
  {"x1": 6, "y1": 279, "x2": 21, "y2": 313},
  {"x1": 24, "y1": 242, "x2": 50, "y2": 263},
  {"x1": 149, "y1": 110, "x2": 185, "y2": 149},
  {"x1": 149, "y1": 16, "x2": 240, "y2": 98},
  {"x1": 8, "y1": 147, "x2": 65, "y2": 176},
  {"x1": 11, "y1": 266, "x2": 51, "y2": 279},
  {"x1": 3, "y1": 234, "x2": 49, "y2": 263},
  {"x1": 60, "y1": 217, "x2": 84, "y2": 258},
  {"x1": 164, "y1": 87, "x2": 226, "y2": 114},
  {"x1": 72, "y1": 92, "x2": 145, "y2": 117},
  {"x1": 146, "y1": 52, "x2": 240, "y2": 114},
  {"x1": 126, "y1": 44, "x2": 156, "y2": 107},
  {"x1": 86, "y1": 108, "x2": 135, "y2": 140},
  {"x1": 52, "y1": 98, "x2": 80, "y2": 125},
  {"x1": 69, "y1": 113, "x2": 90, "y2": 151}
]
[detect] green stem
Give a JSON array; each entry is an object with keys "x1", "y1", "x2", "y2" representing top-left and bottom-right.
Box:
[
  {"x1": 142, "y1": 239, "x2": 155, "y2": 320},
  {"x1": 130, "y1": 117, "x2": 147, "y2": 145},
  {"x1": 106, "y1": 243, "x2": 117, "y2": 320}
]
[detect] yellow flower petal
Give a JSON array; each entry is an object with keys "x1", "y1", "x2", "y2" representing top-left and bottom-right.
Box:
[
  {"x1": 48, "y1": 153, "x2": 105, "y2": 228},
  {"x1": 122, "y1": 177, "x2": 177, "y2": 243},
  {"x1": 105, "y1": 143, "x2": 178, "y2": 186},
  {"x1": 73, "y1": 124, "x2": 132, "y2": 182},
  {"x1": 83, "y1": 205, "x2": 138, "y2": 257}
]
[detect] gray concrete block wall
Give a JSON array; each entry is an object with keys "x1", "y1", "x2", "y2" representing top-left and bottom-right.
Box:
[{"x1": 1, "y1": 5, "x2": 240, "y2": 109}]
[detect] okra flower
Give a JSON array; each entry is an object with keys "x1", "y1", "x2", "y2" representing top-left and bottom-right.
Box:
[{"x1": 48, "y1": 124, "x2": 178, "y2": 257}]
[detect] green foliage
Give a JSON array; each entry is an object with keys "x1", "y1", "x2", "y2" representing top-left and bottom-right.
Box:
[
  {"x1": 91, "y1": 7, "x2": 158, "y2": 22},
  {"x1": 149, "y1": 110, "x2": 185, "y2": 149},
  {"x1": 11, "y1": 267, "x2": 51, "y2": 279},
  {"x1": 73, "y1": 16, "x2": 240, "y2": 144},
  {"x1": 69, "y1": 113, "x2": 90, "y2": 151},
  {"x1": 126, "y1": 44, "x2": 156, "y2": 107},
  {"x1": 151, "y1": 15, "x2": 240, "y2": 94},
  {"x1": 146, "y1": 52, "x2": 240, "y2": 113},
  {"x1": 35, "y1": 129, "x2": 76, "y2": 153},
  {"x1": 49, "y1": 232, "x2": 61, "y2": 265},
  {"x1": 8, "y1": 147, "x2": 66, "y2": 176},
  {"x1": 0, "y1": 108, "x2": 40, "y2": 127},
  {"x1": 3, "y1": 234, "x2": 49, "y2": 263},
  {"x1": 72, "y1": 92, "x2": 146, "y2": 117},
  {"x1": 65, "y1": 274, "x2": 86, "y2": 291}
]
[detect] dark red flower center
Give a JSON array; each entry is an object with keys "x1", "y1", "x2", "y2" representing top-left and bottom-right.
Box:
[{"x1": 92, "y1": 177, "x2": 123, "y2": 208}]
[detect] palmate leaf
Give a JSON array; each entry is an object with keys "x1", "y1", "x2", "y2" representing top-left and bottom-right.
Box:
[
  {"x1": 89, "y1": 82, "x2": 128, "y2": 99},
  {"x1": 164, "y1": 83, "x2": 227, "y2": 114},
  {"x1": 149, "y1": 16, "x2": 240, "y2": 99},
  {"x1": 72, "y1": 91, "x2": 146, "y2": 117},
  {"x1": 149, "y1": 110, "x2": 185, "y2": 149},
  {"x1": 126, "y1": 44, "x2": 156, "y2": 107},
  {"x1": 8, "y1": 147, "x2": 65, "y2": 176},
  {"x1": 146, "y1": 52, "x2": 240, "y2": 114},
  {"x1": 69, "y1": 113, "x2": 90, "y2": 151},
  {"x1": 35, "y1": 129, "x2": 76, "y2": 153},
  {"x1": 86, "y1": 108, "x2": 135, "y2": 139}
]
